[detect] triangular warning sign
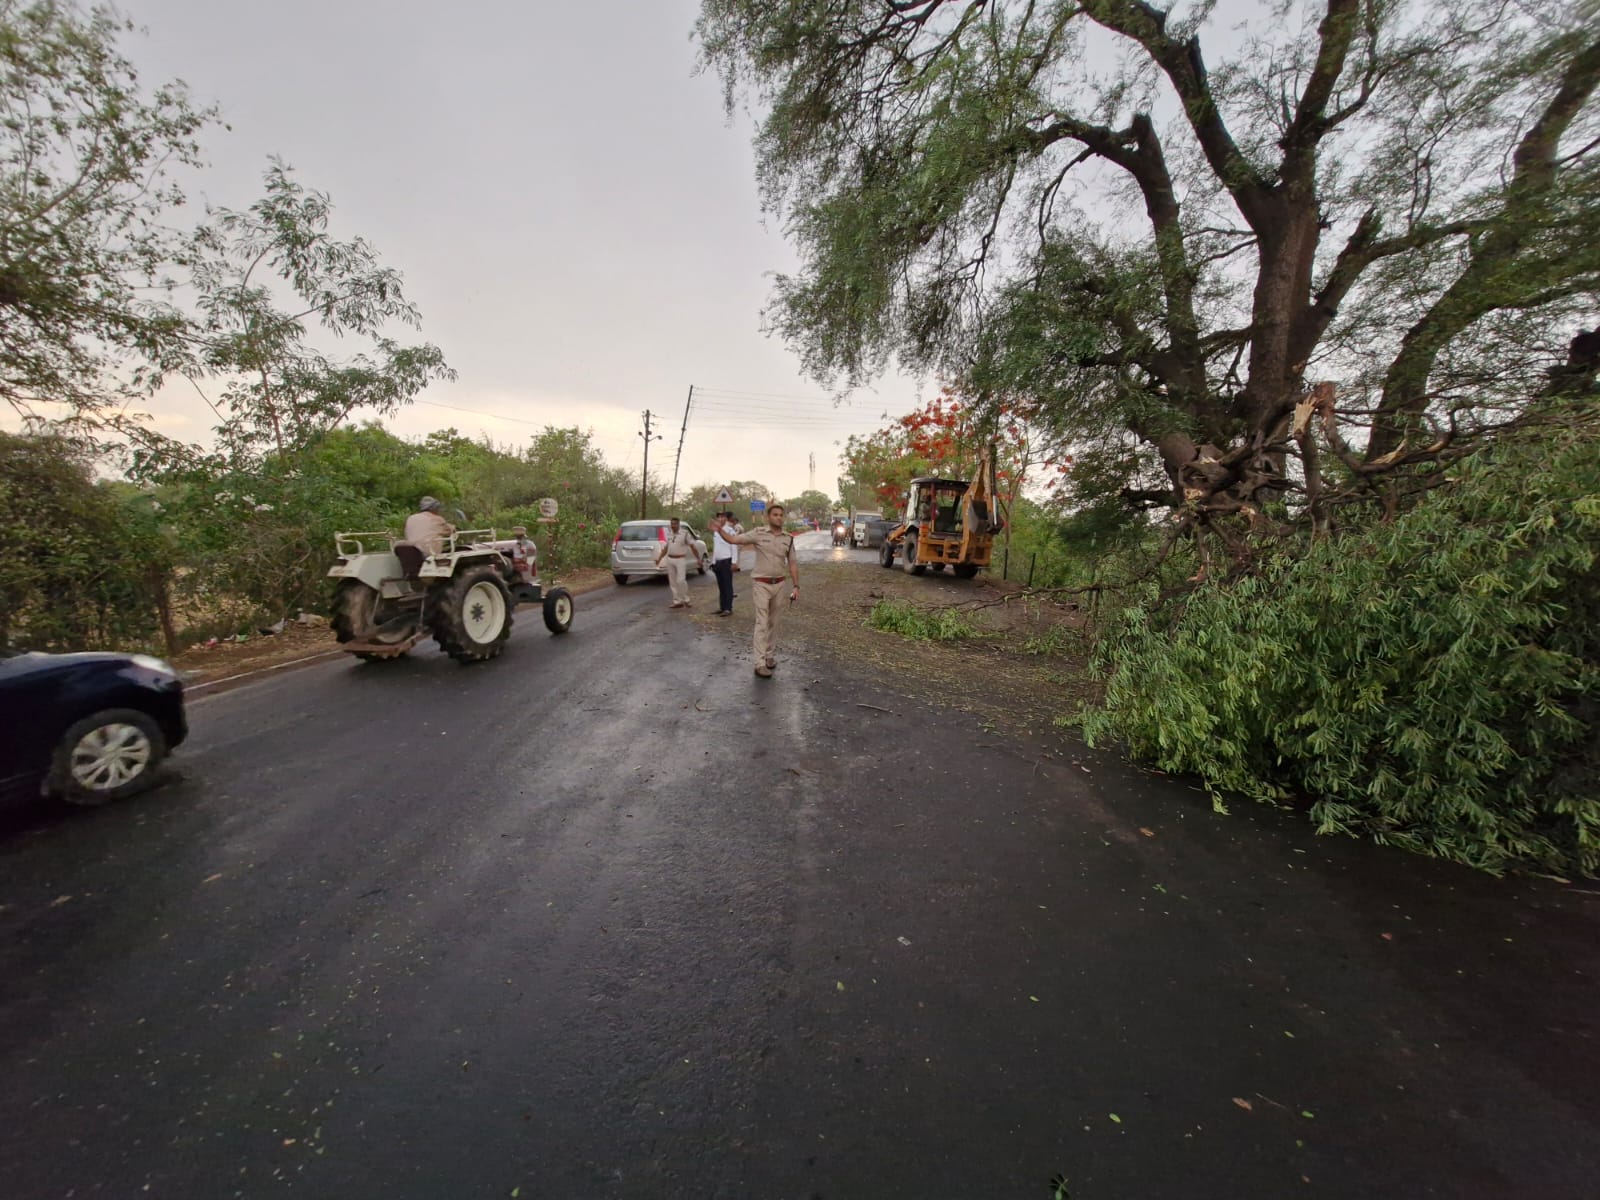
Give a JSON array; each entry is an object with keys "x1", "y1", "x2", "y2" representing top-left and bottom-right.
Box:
[{"x1": 715, "y1": 488, "x2": 733, "y2": 504}]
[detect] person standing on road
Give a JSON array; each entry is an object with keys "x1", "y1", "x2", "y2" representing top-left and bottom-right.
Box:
[
  {"x1": 655, "y1": 516, "x2": 704, "y2": 609},
  {"x1": 711, "y1": 510, "x2": 738, "y2": 617},
  {"x1": 712, "y1": 504, "x2": 798, "y2": 677}
]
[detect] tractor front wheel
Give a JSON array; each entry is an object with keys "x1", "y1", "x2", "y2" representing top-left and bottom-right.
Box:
[
  {"x1": 430, "y1": 566, "x2": 513, "y2": 664},
  {"x1": 953, "y1": 564, "x2": 980, "y2": 579},
  {"x1": 542, "y1": 586, "x2": 575, "y2": 634},
  {"x1": 879, "y1": 540, "x2": 896, "y2": 568}
]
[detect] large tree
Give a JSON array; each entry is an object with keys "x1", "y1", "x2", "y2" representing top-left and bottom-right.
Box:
[
  {"x1": 0, "y1": 0, "x2": 213, "y2": 426},
  {"x1": 698, "y1": 0, "x2": 1600, "y2": 555}
]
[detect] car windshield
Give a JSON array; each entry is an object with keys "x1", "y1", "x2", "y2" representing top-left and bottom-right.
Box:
[{"x1": 618, "y1": 525, "x2": 664, "y2": 541}]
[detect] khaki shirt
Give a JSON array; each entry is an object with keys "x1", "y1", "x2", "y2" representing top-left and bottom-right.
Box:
[
  {"x1": 403, "y1": 510, "x2": 454, "y2": 556},
  {"x1": 728, "y1": 526, "x2": 795, "y2": 579},
  {"x1": 661, "y1": 526, "x2": 698, "y2": 559}
]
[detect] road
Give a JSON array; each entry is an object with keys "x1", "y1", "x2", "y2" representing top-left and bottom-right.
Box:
[{"x1": 2, "y1": 535, "x2": 1598, "y2": 1198}]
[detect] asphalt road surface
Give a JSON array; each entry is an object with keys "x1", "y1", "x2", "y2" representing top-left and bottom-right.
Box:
[{"x1": 3, "y1": 538, "x2": 1598, "y2": 1198}]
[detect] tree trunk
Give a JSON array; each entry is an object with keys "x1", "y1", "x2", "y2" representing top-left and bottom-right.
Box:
[{"x1": 151, "y1": 568, "x2": 180, "y2": 658}]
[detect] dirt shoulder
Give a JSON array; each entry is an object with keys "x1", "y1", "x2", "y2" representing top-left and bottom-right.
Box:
[
  {"x1": 170, "y1": 566, "x2": 617, "y2": 684},
  {"x1": 692, "y1": 559, "x2": 1098, "y2": 740}
]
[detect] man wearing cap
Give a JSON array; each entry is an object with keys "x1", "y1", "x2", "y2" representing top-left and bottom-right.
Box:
[
  {"x1": 403, "y1": 496, "x2": 455, "y2": 556},
  {"x1": 654, "y1": 516, "x2": 705, "y2": 609},
  {"x1": 712, "y1": 504, "x2": 798, "y2": 677}
]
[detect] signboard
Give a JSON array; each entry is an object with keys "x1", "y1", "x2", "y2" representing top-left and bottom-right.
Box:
[
  {"x1": 538, "y1": 497, "x2": 558, "y2": 518},
  {"x1": 749, "y1": 499, "x2": 766, "y2": 513},
  {"x1": 715, "y1": 488, "x2": 733, "y2": 504}
]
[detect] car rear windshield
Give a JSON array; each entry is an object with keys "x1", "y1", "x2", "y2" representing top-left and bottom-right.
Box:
[{"x1": 618, "y1": 525, "x2": 664, "y2": 541}]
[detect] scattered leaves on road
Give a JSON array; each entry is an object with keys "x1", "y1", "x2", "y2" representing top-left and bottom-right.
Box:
[
  {"x1": 1232, "y1": 1098, "x2": 1254, "y2": 1112},
  {"x1": 1108, "y1": 1113, "x2": 1121, "y2": 1123}
]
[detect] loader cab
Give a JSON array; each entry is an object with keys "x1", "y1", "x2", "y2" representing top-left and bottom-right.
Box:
[{"x1": 907, "y1": 477, "x2": 970, "y2": 535}]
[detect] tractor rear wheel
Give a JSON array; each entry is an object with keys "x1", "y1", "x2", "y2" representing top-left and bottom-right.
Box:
[
  {"x1": 333, "y1": 580, "x2": 414, "y2": 661},
  {"x1": 332, "y1": 580, "x2": 378, "y2": 643},
  {"x1": 542, "y1": 586, "x2": 574, "y2": 633},
  {"x1": 430, "y1": 565, "x2": 513, "y2": 663},
  {"x1": 902, "y1": 532, "x2": 926, "y2": 575}
]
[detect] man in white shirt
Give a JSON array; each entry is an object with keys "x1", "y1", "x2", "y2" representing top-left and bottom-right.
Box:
[
  {"x1": 654, "y1": 516, "x2": 704, "y2": 609},
  {"x1": 711, "y1": 510, "x2": 738, "y2": 616}
]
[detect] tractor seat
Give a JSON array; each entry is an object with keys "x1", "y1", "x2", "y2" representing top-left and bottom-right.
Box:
[{"x1": 394, "y1": 542, "x2": 427, "y2": 578}]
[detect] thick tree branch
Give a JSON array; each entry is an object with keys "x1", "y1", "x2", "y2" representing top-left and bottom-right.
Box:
[{"x1": 1082, "y1": 0, "x2": 1268, "y2": 222}]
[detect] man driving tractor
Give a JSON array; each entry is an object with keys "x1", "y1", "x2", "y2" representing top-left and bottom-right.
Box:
[{"x1": 403, "y1": 496, "x2": 455, "y2": 556}]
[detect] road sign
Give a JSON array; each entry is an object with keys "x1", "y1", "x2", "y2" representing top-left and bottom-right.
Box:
[
  {"x1": 749, "y1": 499, "x2": 766, "y2": 513},
  {"x1": 715, "y1": 488, "x2": 733, "y2": 504},
  {"x1": 538, "y1": 497, "x2": 558, "y2": 518}
]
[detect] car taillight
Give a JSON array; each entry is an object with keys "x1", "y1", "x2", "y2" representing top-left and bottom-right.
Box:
[{"x1": 613, "y1": 529, "x2": 623, "y2": 544}]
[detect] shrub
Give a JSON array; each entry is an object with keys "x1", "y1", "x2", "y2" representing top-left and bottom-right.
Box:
[
  {"x1": 1082, "y1": 420, "x2": 1600, "y2": 877},
  {"x1": 868, "y1": 598, "x2": 982, "y2": 641}
]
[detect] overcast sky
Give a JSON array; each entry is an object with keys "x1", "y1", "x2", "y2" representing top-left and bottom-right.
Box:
[{"x1": 119, "y1": 0, "x2": 930, "y2": 501}]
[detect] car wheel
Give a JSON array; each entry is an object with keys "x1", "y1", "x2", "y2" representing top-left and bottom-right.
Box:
[
  {"x1": 613, "y1": 574, "x2": 628, "y2": 586},
  {"x1": 52, "y1": 709, "x2": 168, "y2": 806}
]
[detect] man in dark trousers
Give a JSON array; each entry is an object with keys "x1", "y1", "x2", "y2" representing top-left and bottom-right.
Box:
[{"x1": 710, "y1": 510, "x2": 738, "y2": 616}]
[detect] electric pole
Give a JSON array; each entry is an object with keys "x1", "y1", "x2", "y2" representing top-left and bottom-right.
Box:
[
  {"x1": 670, "y1": 385, "x2": 693, "y2": 505},
  {"x1": 809, "y1": 451, "x2": 816, "y2": 493},
  {"x1": 639, "y1": 409, "x2": 662, "y2": 519}
]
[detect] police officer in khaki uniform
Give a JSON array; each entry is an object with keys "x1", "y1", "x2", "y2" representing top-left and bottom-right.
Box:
[
  {"x1": 713, "y1": 504, "x2": 798, "y2": 677},
  {"x1": 654, "y1": 516, "x2": 704, "y2": 608}
]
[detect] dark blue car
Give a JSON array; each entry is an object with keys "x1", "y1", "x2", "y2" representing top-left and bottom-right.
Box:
[{"x1": 0, "y1": 652, "x2": 187, "y2": 806}]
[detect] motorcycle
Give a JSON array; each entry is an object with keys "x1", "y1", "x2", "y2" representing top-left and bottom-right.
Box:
[{"x1": 831, "y1": 520, "x2": 849, "y2": 547}]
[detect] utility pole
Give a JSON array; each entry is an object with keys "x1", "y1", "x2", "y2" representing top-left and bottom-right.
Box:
[
  {"x1": 639, "y1": 409, "x2": 662, "y2": 519},
  {"x1": 809, "y1": 451, "x2": 816, "y2": 493},
  {"x1": 670, "y1": 385, "x2": 693, "y2": 505}
]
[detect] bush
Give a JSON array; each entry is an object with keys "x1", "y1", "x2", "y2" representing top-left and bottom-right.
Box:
[{"x1": 1082, "y1": 420, "x2": 1600, "y2": 878}]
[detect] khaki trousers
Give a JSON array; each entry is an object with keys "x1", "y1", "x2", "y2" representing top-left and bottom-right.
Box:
[
  {"x1": 665, "y1": 555, "x2": 691, "y2": 604},
  {"x1": 753, "y1": 578, "x2": 785, "y2": 667}
]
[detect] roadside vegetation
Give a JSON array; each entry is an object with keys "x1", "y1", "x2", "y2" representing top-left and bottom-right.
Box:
[{"x1": 700, "y1": 0, "x2": 1600, "y2": 876}]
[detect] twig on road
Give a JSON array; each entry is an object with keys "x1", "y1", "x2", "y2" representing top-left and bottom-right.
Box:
[{"x1": 856, "y1": 703, "x2": 896, "y2": 714}]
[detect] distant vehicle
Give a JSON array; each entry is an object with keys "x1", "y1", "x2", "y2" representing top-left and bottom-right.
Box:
[
  {"x1": 830, "y1": 513, "x2": 850, "y2": 546},
  {"x1": 0, "y1": 650, "x2": 187, "y2": 806},
  {"x1": 850, "y1": 511, "x2": 882, "y2": 547},
  {"x1": 860, "y1": 516, "x2": 897, "y2": 549},
  {"x1": 610, "y1": 520, "x2": 709, "y2": 585}
]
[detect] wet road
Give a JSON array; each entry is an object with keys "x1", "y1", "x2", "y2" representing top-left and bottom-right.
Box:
[{"x1": 2, "y1": 543, "x2": 1598, "y2": 1198}]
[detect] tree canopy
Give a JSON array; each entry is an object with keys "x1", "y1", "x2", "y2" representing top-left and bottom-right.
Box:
[{"x1": 698, "y1": 0, "x2": 1600, "y2": 553}]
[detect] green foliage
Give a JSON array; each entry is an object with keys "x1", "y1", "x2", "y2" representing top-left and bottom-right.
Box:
[
  {"x1": 0, "y1": 0, "x2": 214, "y2": 422},
  {"x1": 868, "y1": 598, "x2": 981, "y2": 642},
  {"x1": 1082, "y1": 420, "x2": 1600, "y2": 877},
  {"x1": 783, "y1": 488, "x2": 833, "y2": 525},
  {"x1": 158, "y1": 160, "x2": 453, "y2": 466},
  {"x1": 0, "y1": 429, "x2": 166, "y2": 650}
]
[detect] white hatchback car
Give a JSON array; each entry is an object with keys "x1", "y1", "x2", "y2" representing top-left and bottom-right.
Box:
[{"x1": 610, "y1": 520, "x2": 709, "y2": 585}]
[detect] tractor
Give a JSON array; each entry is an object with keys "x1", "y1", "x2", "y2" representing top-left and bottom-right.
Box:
[
  {"x1": 327, "y1": 527, "x2": 573, "y2": 664},
  {"x1": 877, "y1": 450, "x2": 1003, "y2": 579}
]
